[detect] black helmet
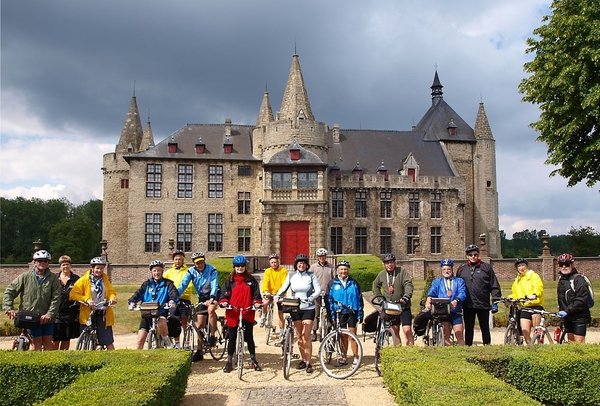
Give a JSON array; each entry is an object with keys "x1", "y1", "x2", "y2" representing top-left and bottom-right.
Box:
[
  {"x1": 336, "y1": 260, "x2": 351, "y2": 269},
  {"x1": 294, "y1": 254, "x2": 310, "y2": 269},
  {"x1": 465, "y1": 244, "x2": 480, "y2": 254},
  {"x1": 514, "y1": 258, "x2": 528, "y2": 267},
  {"x1": 172, "y1": 250, "x2": 185, "y2": 258},
  {"x1": 381, "y1": 253, "x2": 396, "y2": 262}
]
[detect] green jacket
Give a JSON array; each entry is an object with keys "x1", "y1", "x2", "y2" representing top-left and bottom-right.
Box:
[
  {"x1": 3, "y1": 268, "x2": 62, "y2": 320},
  {"x1": 372, "y1": 267, "x2": 414, "y2": 305}
]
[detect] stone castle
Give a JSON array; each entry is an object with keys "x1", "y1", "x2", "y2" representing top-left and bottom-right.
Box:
[{"x1": 102, "y1": 53, "x2": 501, "y2": 265}]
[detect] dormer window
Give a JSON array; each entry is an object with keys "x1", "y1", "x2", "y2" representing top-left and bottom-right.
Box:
[
  {"x1": 127, "y1": 143, "x2": 133, "y2": 153},
  {"x1": 224, "y1": 137, "x2": 233, "y2": 154},
  {"x1": 403, "y1": 153, "x2": 419, "y2": 182},
  {"x1": 168, "y1": 136, "x2": 177, "y2": 153},
  {"x1": 352, "y1": 161, "x2": 363, "y2": 180},
  {"x1": 447, "y1": 119, "x2": 457, "y2": 136},
  {"x1": 377, "y1": 161, "x2": 388, "y2": 181},
  {"x1": 330, "y1": 162, "x2": 341, "y2": 180},
  {"x1": 297, "y1": 109, "x2": 305, "y2": 120},
  {"x1": 195, "y1": 137, "x2": 205, "y2": 154},
  {"x1": 290, "y1": 147, "x2": 300, "y2": 161}
]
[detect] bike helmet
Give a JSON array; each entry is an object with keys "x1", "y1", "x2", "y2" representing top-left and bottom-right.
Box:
[
  {"x1": 316, "y1": 248, "x2": 328, "y2": 256},
  {"x1": 268, "y1": 253, "x2": 279, "y2": 259},
  {"x1": 465, "y1": 244, "x2": 480, "y2": 253},
  {"x1": 514, "y1": 258, "x2": 528, "y2": 267},
  {"x1": 381, "y1": 253, "x2": 396, "y2": 262},
  {"x1": 191, "y1": 251, "x2": 205, "y2": 262},
  {"x1": 32, "y1": 250, "x2": 51, "y2": 260},
  {"x1": 171, "y1": 250, "x2": 185, "y2": 258},
  {"x1": 557, "y1": 253, "x2": 574, "y2": 264},
  {"x1": 336, "y1": 260, "x2": 351, "y2": 269},
  {"x1": 90, "y1": 256, "x2": 107, "y2": 265},
  {"x1": 232, "y1": 255, "x2": 247, "y2": 266},
  {"x1": 294, "y1": 254, "x2": 310, "y2": 268},
  {"x1": 440, "y1": 259, "x2": 454, "y2": 267},
  {"x1": 149, "y1": 259, "x2": 164, "y2": 269}
]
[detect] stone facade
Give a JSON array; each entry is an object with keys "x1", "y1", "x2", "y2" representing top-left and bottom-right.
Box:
[{"x1": 101, "y1": 54, "x2": 501, "y2": 265}]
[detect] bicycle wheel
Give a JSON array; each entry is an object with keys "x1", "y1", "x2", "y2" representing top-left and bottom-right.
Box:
[
  {"x1": 147, "y1": 330, "x2": 159, "y2": 349},
  {"x1": 375, "y1": 328, "x2": 394, "y2": 376},
  {"x1": 15, "y1": 336, "x2": 26, "y2": 351},
  {"x1": 89, "y1": 332, "x2": 98, "y2": 350},
  {"x1": 76, "y1": 331, "x2": 90, "y2": 350},
  {"x1": 282, "y1": 328, "x2": 294, "y2": 380},
  {"x1": 504, "y1": 324, "x2": 519, "y2": 345},
  {"x1": 319, "y1": 330, "x2": 363, "y2": 379},
  {"x1": 182, "y1": 325, "x2": 196, "y2": 353},
  {"x1": 236, "y1": 327, "x2": 245, "y2": 379},
  {"x1": 209, "y1": 323, "x2": 227, "y2": 360},
  {"x1": 434, "y1": 323, "x2": 445, "y2": 347}
]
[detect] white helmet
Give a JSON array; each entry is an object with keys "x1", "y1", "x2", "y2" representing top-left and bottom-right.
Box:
[
  {"x1": 90, "y1": 256, "x2": 107, "y2": 265},
  {"x1": 316, "y1": 248, "x2": 328, "y2": 256},
  {"x1": 33, "y1": 250, "x2": 51, "y2": 260}
]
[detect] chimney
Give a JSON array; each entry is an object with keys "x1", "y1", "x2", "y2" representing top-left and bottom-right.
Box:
[{"x1": 333, "y1": 124, "x2": 340, "y2": 143}]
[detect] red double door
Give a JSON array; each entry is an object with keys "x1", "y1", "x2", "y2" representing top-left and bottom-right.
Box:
[{"x1": 280, "y1": 221, "x2": 309, "y2": 265}]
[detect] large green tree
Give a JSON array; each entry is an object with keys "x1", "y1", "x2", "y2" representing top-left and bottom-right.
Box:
[{"x1": 519, "y1": 0, "x2": 600, "y2": 187}]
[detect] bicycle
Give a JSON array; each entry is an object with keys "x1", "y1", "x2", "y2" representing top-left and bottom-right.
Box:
[
  {"x1": 12, "y1": 328, "x2": 32, "y2": 351},
  {"x1": 277, "y1": 297, "x2": 308, "y2": 380},
  {"x1": 525, "y1": 309, "x2": 567, "y2": 344},
  {"x1": 423, "y1": 298, "x2": 451, "y2": 347},
  {"x1": 223, "y1": 304, "x2": 255, "y2": 379},
  {"x1": 76, "y1": 300, "x2": 112, "y2": 350},
  {"x1": 318, "y1": 291, "x2": 331, "y2": 342},
  {"x1": 494, "y1": 297, "x2": 528, "y2": 345},
  {"x1": 181, "y1": 302, "x2": 228, "y2": 359},
  {"x1": 371, "y1": 295, "x2": 400, "y2": 376},
  {"x1": 260, "y1": 293, "x2": 276, "y2": 345},
  {"x1": 132, "y1": 302, "x2": 173, "y2": 349},
  {"x1": 318, "y1": 300, "x2": 363, "y2": 379}
]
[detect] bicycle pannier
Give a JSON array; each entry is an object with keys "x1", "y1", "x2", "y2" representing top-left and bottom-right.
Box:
[
  {"x1": 281, "y1": 297, "x2": 301, "y2": 313},
  {"x1": 14, "y1": 310, "x2": 41, "y2": 329},
  {"x1": 382, "y1": 301, "x2": 403, "y2": 316},
  {"x1": 140, "y1": 302, "x2": 160, "y2": 318},
  {"x1": 362, "y1": 310, "x2": 379, "y2": 333},
  {"x1": 431, "y1": 298, "x2": 451, "y2": 316},
  {"x1": 413, "y1": 310, "x2": 431, "y2": 336}
]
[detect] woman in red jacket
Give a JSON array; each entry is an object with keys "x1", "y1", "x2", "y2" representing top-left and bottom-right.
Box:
[{"x1": 219, "y1": 255, "x2": 262, "y2": 373}]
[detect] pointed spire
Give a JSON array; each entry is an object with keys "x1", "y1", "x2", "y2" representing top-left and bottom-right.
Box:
[
  {"x1": 278, "y1": 54, "x2": 314, "y2": 122},
  {"x1": 256, "y1": 90, "x2": 274, "y2": 127},
  {"x1": 140, "y1": 111, "x2": 155, "y2": 150},
  {"x1": 116, "y1": 95, "x2": 144, "y2": 154},
  {"x1": 431, "y1": 70, "x2": 443, "y2": 105},
  {"x1": 474, "y1": 102, "x2": 494, "y2": 140}
]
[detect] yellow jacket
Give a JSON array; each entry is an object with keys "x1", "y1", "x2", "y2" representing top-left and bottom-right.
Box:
[
  {"x1": 164, "y1": 264, "x2": 195, "y2": 301},
  {"x1": 262, "y1": 266, "x2": 288, "y2": 295},
  {"x1": 510, "y1": 269, "x2": 544, "y2": 307},
  {"x1": 70, "y1": 270, "x2": 117, "y2": 326}
]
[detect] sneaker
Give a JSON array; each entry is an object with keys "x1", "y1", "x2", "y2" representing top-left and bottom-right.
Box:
[
  {"x1": 306, "y1": 364, "x2": 314, "y2": 374},
  {"x1": 174, "y1": 342, "x2": 181, "y2": 350},
  {"x1": 251, "y1": 360, "x2": 262, "y2": 371},
  {"x1": 223, "y1": 362, "x2": 233, "y2": 373},
  {"x1": 191, "y1": 350, "x2": 204, "y2": 362},
  {"x1": 335, "y1": 358, "x2": 347, "y2": 367},
  {"x1": 183, "y1": 343, "x2": 190, "y2": 351},
  {"x1": 311, "y1": 331, "x2": 317, "y2": 342},
  {"x1": 296, "y1": 360, "x2": 307, "y2": 370},
  {"x1": 352, "y1": 359, "x2": 359, "y2": 368},
  {"x1": 207, "y1": 335, "x2": 216, "y2": 347},
  {"x1": 258, "y1": 316, "x2": 265, "y2": 327}
]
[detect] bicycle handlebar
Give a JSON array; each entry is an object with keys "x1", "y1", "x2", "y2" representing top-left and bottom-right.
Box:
[
  {"x1": 521, "y1": 308, "x2": 559, "y2": 318},
  {"x1": 493, "y1": 297, "x2": 529, "y2": 306}
]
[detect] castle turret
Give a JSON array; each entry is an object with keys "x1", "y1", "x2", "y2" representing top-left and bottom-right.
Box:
[
  {"x1": 140, "y1": 113, "x2": 155, "y2": 151},
  {"x1": 278, "y1": 54, "x2": 314, "y2": 122},
  {"x1": 115, "y1": 95, "x2": 144, "y2": 154}
]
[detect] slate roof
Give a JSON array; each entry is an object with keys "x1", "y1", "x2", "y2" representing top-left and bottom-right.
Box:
[
  {"x1": 415, "y1": 98, "x2": 476, "y2": 142},
  {"x1": 266, "y1": 139, "x2": 326, "y2": 166}
]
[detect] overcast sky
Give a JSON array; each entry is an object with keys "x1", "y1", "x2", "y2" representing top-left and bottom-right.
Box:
[{"x1": 1, "y1": 0, "x2": 598, "y2": 239}]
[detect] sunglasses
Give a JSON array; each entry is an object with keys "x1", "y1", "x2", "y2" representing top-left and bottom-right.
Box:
[
  {"x1": 467, "y1": 253, "x2": 479, "y2": 257},
  {"x1": 558, "y1": 262, "x2": 571, "y2": 267}
]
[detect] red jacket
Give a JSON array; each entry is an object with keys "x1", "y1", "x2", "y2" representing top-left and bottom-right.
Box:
[{"x1": 219, "y1": 273, "x2": 261, "y2": 327}]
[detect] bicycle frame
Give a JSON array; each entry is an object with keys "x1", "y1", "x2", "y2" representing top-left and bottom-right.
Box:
[
  {"x1": 525, "y1": 309, "x2": 567, "y2": 344},
  {"x1": 12, "y1": 329, "x2": 32, "y2": 351},
  {"x1": 494, "y1": 297, "x2": 527, "y2": 346},
  {"x1": 225, "y1": 304, "x2": 254, "y2": 380},
  {"x1": 261, "y1": 293, "x2": 276, "y2": 345},
  {"x1": 371, "y1": 295, "x2": 399, "y2": 376},
  {"x1": 76, "y1": 300, "x2": 111, "y2": 351}
]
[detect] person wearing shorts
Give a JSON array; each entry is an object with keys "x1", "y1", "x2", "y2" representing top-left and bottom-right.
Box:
[
  {"x1": 309, "y1": 248, "x2": 336, "y2": 341},
  {"x1": 425, "y1": 259, "x2": 467, "y2": 345},
  {"x1": 276, "y1": 254, "x2": 321, "y2": 374},
  {"x1": 260, "y1": 254, "x2": 288, "y2": 338},
  {"x1": 372, "y1": 253, "x2": 414, "y2": 346},
  {"x1": 327, "y1": 260, "x2": 363, "y2": 366},
  {"x1": 163, "y1": 250, "x2": 193, "y2": 348},
  {"x1": 556, "y1": 253, "x2": 591, "y2": 343},
  {"x1": 509, "y1": 258, "x2": 544, "y2": 344}
]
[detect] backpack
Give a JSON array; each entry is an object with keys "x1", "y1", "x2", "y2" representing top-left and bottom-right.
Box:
[{"x1": 570, "y1": 274, "x2": 595, "y2": 308}]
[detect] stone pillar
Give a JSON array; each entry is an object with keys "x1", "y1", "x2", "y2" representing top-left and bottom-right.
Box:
[
  {"x1": 540, "y1": 234, "x2": 554, "y2": 280},
  {"x1": 413, "y1": 235, "x2": 420, "y2": 256},
  {"x1": 100, "y1": 240, "x2": 108, "y2": 262},
  {"x1": 541, "y1": 234, "x2": 551, "y2": 257},
  {"x1": 33, "y1": 239, "x2": 42, "y2": 251},
  {"x1": 168, "y1": 238, "x2": 175, "y2": 254},
  {"x1": 479, "y1": 234, "x2": 488, "y2": 257}
]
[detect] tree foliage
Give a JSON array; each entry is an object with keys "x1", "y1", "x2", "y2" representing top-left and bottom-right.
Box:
[
  {"x1": 501, "y1": 227, "x2": 600, "y2": 257},
  {"x1": 519, "y1": 0, "x2": 600, "y2": 187}
]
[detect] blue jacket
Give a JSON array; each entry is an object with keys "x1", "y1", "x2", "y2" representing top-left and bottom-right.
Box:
[
  {"x1": 327, "y1": 276, "x2": 364, "y2": 321},
  {"x1": 178, "y1": 264, "x2": 220, "y2": 300},
  {"x1": 128, "y1": 277, "x2": 179, "y2": 316},
  {"x1": 427, "y1": 276, "x2": 467, "y2": 314}
]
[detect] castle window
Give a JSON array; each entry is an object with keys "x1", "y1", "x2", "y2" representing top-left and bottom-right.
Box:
[
  {"x1": 407, "y1": 168, "x2": 416, "y2": 182},
  {"x1": 409, "y1": 192, "x2": 420, "y2": 219},
  {"x1": 146, "y1": 164, "x2": 162, "y2": 198},
  {"x1": 431, "y1": 191, "x2": 441, "y2": 219},
  {"x1": 144, "y1": 213, "x2": 161, "y2": 252},
  {"x1": 272, "y1": 172, "x2": 292, "y2": 189},
  {"x1": 331, "y1": 227, "x2": 343, "y2": 255},
  {"x1": 238, "y1": 228, "x2": 251, "y2": 251},
  {"x1": 331, "y1": 191, "x2": 344, "y2": 218},
  {"x1": 177, "y1": 165, "x2": 193, "y2": 199},
  {"x1": 238, "y1": 192, "x2": 251, "y2": 215},
  {"x1": 176, "y1": 213, "x2": 192, "y2": 252},
  {"x1": 380, "y1": 227, "x2": 392, "y2": 255},
  {"x1": 208, "y1": 165, "x2": 223, "y2": 198},
  {"x1": 208, "y1": 213, "x2": 223, "y2": 251},
  {"x1": 298, "y1": 172, "x2": 317, "y2": 188},
  {"x1": 238, "y1": 165, "x2": 251, "y2": 176},
  {"x1": 380, "y1": 191, "x2": 392, "y2": 218},
  {"x1": 487, "y1": 180, "x2": 492, "y2": 188},
  {"x1": 431, "y1": 227, "x2": 442, "y2": 254},
  {"x1": 407, "y1": 226, "x2": 418, "y2": 255},
  {"x1": 355, "y1": 227, "x2": 367, "y2": 254},
  {"x1": 355, "y1": 191, "x2": 367, "y2": 218},
  {"x1": 121, "y1": 179, "x2": 129, "y2": 189}
]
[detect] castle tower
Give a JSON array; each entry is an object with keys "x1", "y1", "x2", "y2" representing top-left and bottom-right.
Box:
[
  {"x1": 473, "y1": 102, "x2": 501, "y2": 258},
  {"x1": 139, "y1": 113, "x2": 155, "y2": 151},
  {"x1": 252, "y1": 89, "x2": 274, "y2": 158}
]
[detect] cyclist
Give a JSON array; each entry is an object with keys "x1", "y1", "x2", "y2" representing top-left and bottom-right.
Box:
[
  {"x1": 219, "y1": 255, "x2": 262, "y2": 373},
  {"x1": 372, "y1": 253, "x2": 414, "y2": 346},
  {"x1": 53, "y1": 255, "x2": 81, "y2": 350},
  {"x1": 508, "y1": 258, "x2": 544, "y2": 344},
  {"x1": 259, "y1": 253, "x2": 288, "y2": 338},
  {"x1": 309, "y1": 248, "x2": 336, "y2": 341},
  {"x1": 70, "y1": 256, "x2": 118, "y2": 350},
  {"x1": 3, "y1": 250, "x2": 61, "y2": 351},
  {"x1": 556, "y1": 253, "x2": 591, "y2": 343},
  {"x1": 456, "y1": 244, "x2": 502, "y2": 346},
  {"x1": 177, "y1": 251, "x2": 220, "y2": 362},
  {"x1": 163, "y1": 250, "x2": 193, "y2": 349},
  {"x1": 327, "y1": 259, "x2": 364, "y2": 367},
  {"x1": 425, "y1": 259, "x2": 467, "y2": 345},
  {"x1": 275, "y1": 254, "x2": 321, "y2": 374}
]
